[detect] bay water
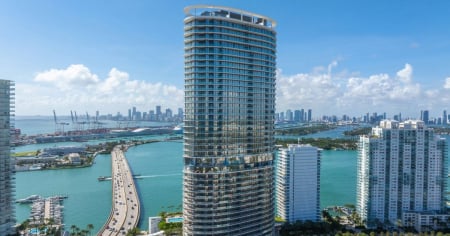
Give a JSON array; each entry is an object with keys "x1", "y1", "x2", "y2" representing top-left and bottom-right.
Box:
[{"x1": 13, "y1": 117, "x2": 449, "y2": 232}]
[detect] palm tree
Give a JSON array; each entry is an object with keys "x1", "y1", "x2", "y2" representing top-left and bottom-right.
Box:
[
  {"x1": 70, "y1": 225, "x2": 77, "y2": 235},
  {"x1": 86, "y1": 224, "x2": 94, "y2": 236}
]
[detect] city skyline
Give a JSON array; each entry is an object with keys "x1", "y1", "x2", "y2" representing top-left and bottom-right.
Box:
[{"x1": 1, "y1": 1, "x2": 450, "y2": 116}]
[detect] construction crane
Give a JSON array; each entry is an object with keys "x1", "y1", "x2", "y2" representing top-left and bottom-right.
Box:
[{"x1": 53, "y1": 110, "x2": 69, "y2": 135}]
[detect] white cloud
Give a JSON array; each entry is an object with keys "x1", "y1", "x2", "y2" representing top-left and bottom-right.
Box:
[
  {"x1": 34, "y1": 64, "x2": 100, "y2": 91},
  {"x1": 277, "y1": 63, "x2": 448, "y2": 118},
  {"x1": 276, "y1": 62, "x2": 341, "y2": 114},
  {"x1": 17, "y1": 64, "x2": 184, "y2": 115},
  {"x1": 338, "y1": 65, "x2": 421, "y2": 113},
  {"x1": 445, "y1": 77, "x2": 450, "y2": 89},
  {"x1": 396, "y1": 63, "x2": 413, "y2": 83},
  {"x1": 15, "y1": 63, "x2": 450, "y2": 118}
]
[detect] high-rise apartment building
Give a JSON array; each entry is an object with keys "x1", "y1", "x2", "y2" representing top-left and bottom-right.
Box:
[
  {"x1": 0, "y1": 80, "x2": 15, "y2": 236},
  {"x1": 357, "y1": 120, "x2": 447, "y2": 228},
  {"x1": 183, "y1": 5, "x2": 276, "y2": 235},
  {"x1": 276, "y1": 144, "x2": 321, "y2": 223}
]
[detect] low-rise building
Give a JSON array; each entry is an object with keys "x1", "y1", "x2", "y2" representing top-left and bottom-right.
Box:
[
  {"x1": 68, "y1": 153, "x2": 81, "y2": 165},
  {"x1": 40, "y1": 146, "x2": 86, "y2": 157},
  {"x1": 402, "y1": 211, "x2": 450, "y2": 232},
  {"x1": 148, "y1": 217, "x2": 163, "y2": 235}
]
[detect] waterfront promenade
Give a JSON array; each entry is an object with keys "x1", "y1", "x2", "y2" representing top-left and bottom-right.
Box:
[{"x1": 98, "y1": 146, "x2": 140, "y2": 236}]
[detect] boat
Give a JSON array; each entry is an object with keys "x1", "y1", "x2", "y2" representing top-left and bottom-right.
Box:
[
  {"x1": 98, "y1": 176, "x2": 112, "y2": 181},
  {"x1": 29, "y1": 164, "x2": 43, "y2": 171},
  {"x1": 173, "y1": 124, "x2": 183, "y2": 134},
  {"x1": 98, "y1": 174, "x2": 140, "y2": 181}
]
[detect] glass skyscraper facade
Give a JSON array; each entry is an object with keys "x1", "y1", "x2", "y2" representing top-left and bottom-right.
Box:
[
  {"x1": 183, "y1": 5, "x2": 276, "y2": 235},
  {"x1": 0, "y1": 80, "x2": 15, "y2": 236}
]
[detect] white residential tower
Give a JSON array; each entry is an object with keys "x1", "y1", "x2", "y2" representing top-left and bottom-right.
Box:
[
  {"x1": 276, "y1": 144, "x2": 321, "y2": 222},
  {"x1": 357, "y1": 120, "x2": 447, "y2": 229}
]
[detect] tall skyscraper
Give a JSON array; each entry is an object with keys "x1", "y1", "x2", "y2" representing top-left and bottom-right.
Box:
[
  {"x1": 0, "y1": 80, "x2": 15, "y2": 236},
  {"x1": 357, "y1": 120, "x2": 447, "y2": 228},
  {"x1": 443, "y1": 110, "x2": 447, "y2": 125},
  {"x1": 293, "y1": 110, "x2": 301, "y2": 122},
  {"x1": 276, "y1": 144, "x2": 321, "y2": 223},
  {"x1": 156, "y1": 105, "x2": 162, "y2": 121},
  {"x1": 420, "y1": 110, "x2": 429, "y2": 124},
  {"x1": 286, "y1": 109, "x2": 293, "y2": 121},
  {"x1": 183, "y1": 5, "x2": 276, "y2": 235},
  {"x1": 178, "y1": 107, "x2": 184, "y2": 119}
]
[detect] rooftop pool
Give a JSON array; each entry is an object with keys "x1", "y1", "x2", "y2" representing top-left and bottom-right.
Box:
[{"x1": 167, "y1": 217, "x2": 183, "y2": 223}]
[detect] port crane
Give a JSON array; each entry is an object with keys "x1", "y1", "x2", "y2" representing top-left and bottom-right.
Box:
[
  {"x1": 53, "y1": 110, "x2": 69, "y2": 135},
  {"x1": 71, "y1": 110, "x2": 87, "y2": 131}
]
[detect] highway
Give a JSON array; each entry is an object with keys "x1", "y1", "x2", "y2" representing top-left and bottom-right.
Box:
[{"x1": 98, "y1": 145, "x2": 141, "y2": 236}]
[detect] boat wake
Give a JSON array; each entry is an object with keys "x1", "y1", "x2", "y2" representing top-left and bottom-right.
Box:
[{"x1": 135, "y1": 173, "x2": 181, "y2": 179}]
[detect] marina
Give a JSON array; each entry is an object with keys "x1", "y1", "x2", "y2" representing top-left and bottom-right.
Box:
[{"x1": 20, "y1": 195, "x2": 68, "y2": 235}]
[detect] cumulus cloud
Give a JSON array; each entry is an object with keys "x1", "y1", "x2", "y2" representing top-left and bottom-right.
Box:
[
  {"x1": 396, "y1": 63, "x2": 413, "y2": 83},
  {"x1": 339, "y1": 64, "x2": 421, "y2": 114},
  {"x1": 34, "y1": 64, "x2": 100, "y2": 91},
  {"x1": 15, "y1": 63, "x2": 450, "y2": 118},
  {"x1": 445, "y1": 77, "x2": 450, "y2": 89},
  {"x1": 17, "y1": 64, "x2": 184, "y2": 115},
  {"x1": 276, "y1": 61, "x2": 341, "y2": 113},
  {"x1": 277, "y1": 63, "x2": 448, "y2": 117}
]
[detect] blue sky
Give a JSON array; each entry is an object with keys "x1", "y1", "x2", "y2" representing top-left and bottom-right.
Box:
[{"x1": 1, "y1": 1, "x2": 450, "y2": 118}]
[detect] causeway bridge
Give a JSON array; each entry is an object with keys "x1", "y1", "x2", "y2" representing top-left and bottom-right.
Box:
[{"x1": 98, "y1": 145, "x2": 140, "y2": 235}]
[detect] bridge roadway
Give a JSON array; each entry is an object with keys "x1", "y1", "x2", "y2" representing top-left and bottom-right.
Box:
[{"x1": 98, "y1": 145, "x2": 141, "y2": 236}]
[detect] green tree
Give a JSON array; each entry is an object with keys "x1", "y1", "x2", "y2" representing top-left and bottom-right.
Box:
[
  {"x1": 71, "y1": 225, "x2": 77, "y2": 234},
  {"x1": 126, "y1": 227, "x2": 140, "y2": 236},
  {"x1": 86, "y1": 224, "x2": 94, "y2": 236}
]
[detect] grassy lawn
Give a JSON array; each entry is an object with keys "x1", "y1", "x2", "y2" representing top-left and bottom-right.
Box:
[{"x1": 12, "y1": 151, "x2": 38, "y2": 157}]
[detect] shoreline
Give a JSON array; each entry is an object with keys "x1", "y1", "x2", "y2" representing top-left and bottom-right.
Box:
[{"x1": 13, "y1": 138, "x2": 168, "y2": 172}]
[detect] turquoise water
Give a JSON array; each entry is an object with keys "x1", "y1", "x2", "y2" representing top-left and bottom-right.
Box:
[
  {"x1": 15, "y1": 141, "x2": 182, "y2": 232},
  {"x1": 125, "y1": 142, "x2": 183, "y2": 229},
  {"x1": 167, "y1": 217, "x2": 183, "y2": 223},
  {"x1": 13, "y1": 117, "x2": 450, "y2": 232},
  {"x1": 321, "y1": 150, "x2": 356, "y2": 208},
  {"x1": 15, "y1": 142, "x2": 352, "y2": 231},
  {"x1": 15, "y1": 153, "x2": 112, "y2": 232},
  {"x1": 276, "y1": 125, "x2": 357, "y2": 140}
]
